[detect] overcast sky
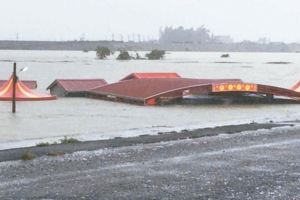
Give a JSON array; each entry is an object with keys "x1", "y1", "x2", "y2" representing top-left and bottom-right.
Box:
[{"x1": 1, "y1": 0, "x2": 299, "y2": 42}]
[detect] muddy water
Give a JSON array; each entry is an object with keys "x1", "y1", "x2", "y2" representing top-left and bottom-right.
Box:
[{"x1": 0, "y1": 50, "x2": 300, "y2": 148}]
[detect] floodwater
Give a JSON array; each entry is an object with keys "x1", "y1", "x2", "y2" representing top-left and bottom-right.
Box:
[{"x1": 0, "y1": 50, "x2": 300, "y2": 149}]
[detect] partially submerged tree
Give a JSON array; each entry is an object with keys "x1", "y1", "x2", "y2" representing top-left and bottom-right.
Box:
[
  {"x1": 146, "y1": 49, "x2": 166, "y2": 60},
  {"x1": 135, "y1": 52, "x2": 141, "y2": 59},
  {"x1": 117, "y1": 51, "x2": 131, "y2": 60},
  {"x1": 96, "y1": 46, "x2": 111, "y2": 59}
]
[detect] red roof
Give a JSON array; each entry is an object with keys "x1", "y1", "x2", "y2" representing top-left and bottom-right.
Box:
[
  {"x1": 47, "y1": 79, "x2": 107, "y2": 92},
  {"x1": 0, "y1": 80, "x2": 37, "y2": 89},
  {"x1": 90, "y1": 78, "x2": 242, "y2": 102},
  {"x1": 89, "y1": 77, "x2": 300, "y2": 105},
  {"x1": 0, "y1": 76, "x2": 56, "y2": 101},
  {"x1": 120, "y1": 72, "x2": 181, "y2": 81}
]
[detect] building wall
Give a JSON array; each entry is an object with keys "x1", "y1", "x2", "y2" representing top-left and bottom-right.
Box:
[
  {"x1": 67, "y1": 92, "x2": 88, "y2": 97},
  {"x1": 50, "y1": 86, "x2": 88, "y2": 97},
  {"x1": 50, "y1": 86, "x2": 67, "y2": 97}
]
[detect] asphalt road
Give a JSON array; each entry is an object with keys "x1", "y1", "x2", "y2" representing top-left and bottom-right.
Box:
[{"x1": 1, "y1": 125, "x2": 300, "y2": 199}]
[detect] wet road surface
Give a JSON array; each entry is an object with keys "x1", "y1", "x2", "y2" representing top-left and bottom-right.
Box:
[{"x1": 1, "y1": 126, "x2": 300, "y2": 199}]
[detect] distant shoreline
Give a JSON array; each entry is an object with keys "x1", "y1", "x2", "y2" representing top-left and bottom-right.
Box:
[{"x1": 0, "y1": 40, "x2": 299, "y2": 52}]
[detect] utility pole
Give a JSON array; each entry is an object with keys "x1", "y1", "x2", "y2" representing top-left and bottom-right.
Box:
[{"x1": 12, "y1": 62, "x2": 17, "y2": 113}]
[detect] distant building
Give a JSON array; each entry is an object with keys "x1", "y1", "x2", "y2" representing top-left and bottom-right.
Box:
[
  {"x1": 257, "y1": 37, "x2": 270, "y2": 44},
  {"x1": 159, "y1": 26, "x2": 211, "y2": 44},
  {"x1": 47, "y1": 79, "x2": 107, "y2": 97},
  {"x1": 213, "y1": 35, "x2": 233, "y2": 44}
]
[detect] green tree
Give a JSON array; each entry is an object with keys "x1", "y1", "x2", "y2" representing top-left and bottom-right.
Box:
[
  {"x1": 96, "y1": 46, "x2": 111, "y2": 59},
  {"x1": 117, "y1": 51, "x2": 131, "y2": 60},
  {"x1": 145, "y1": 49, "x2": 166, "y2": 60}
]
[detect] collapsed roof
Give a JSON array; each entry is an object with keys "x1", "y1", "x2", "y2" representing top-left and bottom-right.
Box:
[{"x1": 88, "y1": 73, "x2": 300, "y2": 105}]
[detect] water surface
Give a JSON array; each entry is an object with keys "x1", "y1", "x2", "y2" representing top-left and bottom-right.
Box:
[{"x1": 0, "y1": 50, "x2": 299, "y2": 148}]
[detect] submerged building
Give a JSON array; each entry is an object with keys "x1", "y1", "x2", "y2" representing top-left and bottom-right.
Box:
[
  {"x1": 45, "y1": 72, "x2": 300, "y2": 105},
  {"x1": 88, "y1": 73, "x2": 300, "y2": 105},
  {"x1": 47, "y1": 79, "x2": 107, "y2": 97}
]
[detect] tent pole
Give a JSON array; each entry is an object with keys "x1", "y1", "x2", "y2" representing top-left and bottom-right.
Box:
[{"x1": 12, "y1": 62, "x2": 17, "y2": 113}]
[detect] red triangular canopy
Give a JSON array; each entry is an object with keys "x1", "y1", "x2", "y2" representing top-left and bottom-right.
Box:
[
  {"x1": 291, "y1": 81, "x2": 300, "y2": 92},
  {"x1": 0, "y1": 76, "x2": 56, "y2": 101}
]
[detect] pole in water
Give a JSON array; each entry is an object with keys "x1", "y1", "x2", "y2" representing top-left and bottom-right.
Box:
[{"x1": 12, "y1": 62, "x2": 17, "y2": 113}]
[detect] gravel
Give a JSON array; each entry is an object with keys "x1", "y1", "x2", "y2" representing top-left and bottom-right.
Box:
[{"x1": 1, "y1": 123, "x2": 300, "y2": 199}]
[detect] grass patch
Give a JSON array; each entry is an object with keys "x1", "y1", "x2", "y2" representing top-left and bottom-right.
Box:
[
  {"x1": 36, "y1": 142, "x2": 51, "y2": 147},
  {"x1": 35, "y1": 137, "x2": 80, "y2": 147},
  {"x1": 190, "y1": 134, "x2": 199, "y2": 139},
  {"x1": 21, "y1": 151, "x2": 37, "y2": 161},
  {"x1": 60, "y1": 136, "x2": 80, "y2": 144}
]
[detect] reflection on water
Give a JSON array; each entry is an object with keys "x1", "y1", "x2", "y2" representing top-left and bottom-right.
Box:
[{"x1": 0, "y1": 50, "x2": 300, "y2": 146}]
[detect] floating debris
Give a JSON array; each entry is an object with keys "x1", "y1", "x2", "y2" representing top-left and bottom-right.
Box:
[
  {"x1": 221, "y1": 54, "x2": 230, "y2": 58},
  {"x1": 266, "y1": 62, "x2": 292, "y2": 64}
]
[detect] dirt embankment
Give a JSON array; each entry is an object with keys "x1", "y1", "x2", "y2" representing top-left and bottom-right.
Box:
[{"x1": 0, "y1": 122, "x2": 292, "y2": 162}]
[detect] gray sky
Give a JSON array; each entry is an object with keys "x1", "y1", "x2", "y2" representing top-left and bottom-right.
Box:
[{"x1": 1, "y1": 0, "x2": 300, "y2": 42}]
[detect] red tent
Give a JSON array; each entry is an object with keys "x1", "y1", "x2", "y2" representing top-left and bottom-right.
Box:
[
  {"x1": 0, "y1": 76, "x2": 56, "y2": 101},
  {"x1": 0, "y1": 80, "x2": 37, "y2": 89}
]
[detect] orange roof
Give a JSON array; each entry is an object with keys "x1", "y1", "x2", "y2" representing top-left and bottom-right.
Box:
[
  {"x1": 120, "y1": 73, "x2": 181, "y2": 81},
  {"x1": 0, "y1": 76, "x2": 56, "y2": 101}
]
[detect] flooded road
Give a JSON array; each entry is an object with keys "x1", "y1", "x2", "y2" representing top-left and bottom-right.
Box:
[{"x1": 0, "y1": 50, "x2": 300, "y2": 148}]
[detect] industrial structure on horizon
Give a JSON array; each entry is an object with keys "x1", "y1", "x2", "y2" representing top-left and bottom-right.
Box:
[{"x1": 0, "y1": 26, "x2": 300, "y2": 52}]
